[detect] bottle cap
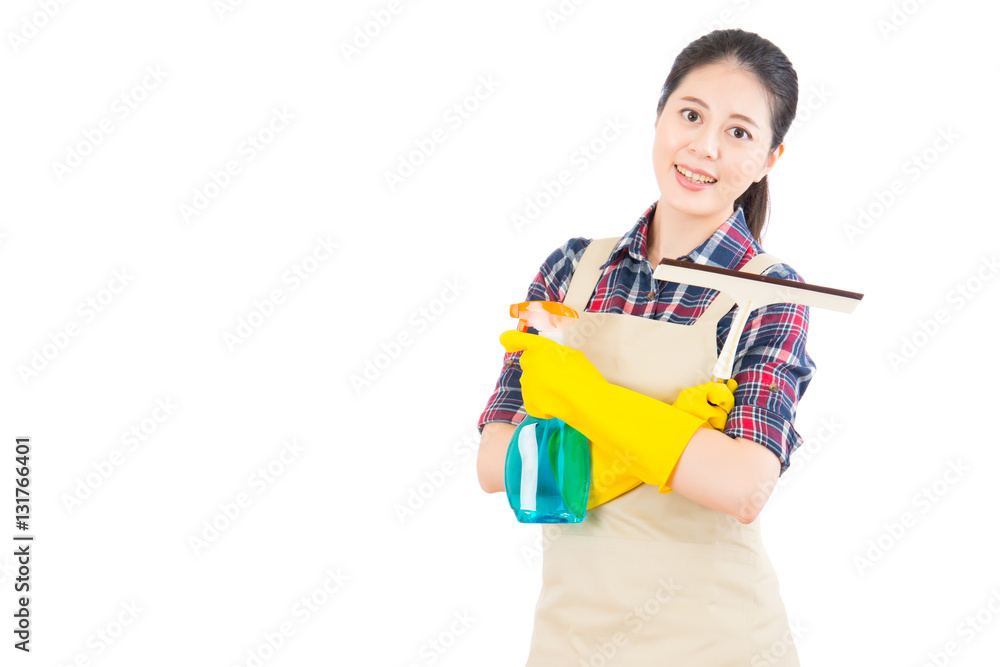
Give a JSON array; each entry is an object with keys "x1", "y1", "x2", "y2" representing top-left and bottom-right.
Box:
[{"x1": 509, "y1": 301, "x2": 579, "y2": 333}]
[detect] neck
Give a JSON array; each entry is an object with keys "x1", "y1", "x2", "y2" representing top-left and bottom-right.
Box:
[{"x1": 647, "y1": 201, "x2": 732, "y2": 262}]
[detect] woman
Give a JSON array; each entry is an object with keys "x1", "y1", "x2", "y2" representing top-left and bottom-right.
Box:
[{"x1": 477, "y1": 29, "x2": 814, "y2": 665}]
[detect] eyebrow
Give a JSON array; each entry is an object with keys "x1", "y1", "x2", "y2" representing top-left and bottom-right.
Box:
[{"x1": 679, "y1": 96, "x2": 759, "y2": 130}]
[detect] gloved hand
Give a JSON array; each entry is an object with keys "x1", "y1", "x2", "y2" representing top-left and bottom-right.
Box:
[
  {"x1": 588, "y1": 379, "x2": 738, "y2": 508},
  {"x1": 499, "y1": 329, "x2": 727, "y2": 497},
  {"x1": 672, "y1": 378, "x2": 738, "y2": 430},
  {"x1": 499, "y1": 329, "x2": 608, "y2": 422}
]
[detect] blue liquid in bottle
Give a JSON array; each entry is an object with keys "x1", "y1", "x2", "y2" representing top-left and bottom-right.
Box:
[{"x1": 504, "y1": 415, "x2": 590, "y2": 523}]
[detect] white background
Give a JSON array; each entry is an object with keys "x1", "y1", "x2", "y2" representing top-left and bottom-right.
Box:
[{"x1": 2, "y1": 0, "x2": 998, "y2": 665}]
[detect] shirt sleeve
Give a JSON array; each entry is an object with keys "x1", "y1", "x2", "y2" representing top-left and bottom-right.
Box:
[
  {"x1": 477, "y1": 237, "x2": 591, "y2": 434},
  {"x1": 722, "y1": 262, "x2": 817, "y2": 476}
]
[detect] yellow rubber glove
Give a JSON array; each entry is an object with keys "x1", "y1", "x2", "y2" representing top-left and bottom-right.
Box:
[
  {"x1": 588, "y1": 379, "x2": 737, "y2": 508},
  {"x1": 672, "y1": 378, "x2": 738, "y2": 430},
  {"x1": 499, "y1": 329, "x2": 716, "y2": 495}
]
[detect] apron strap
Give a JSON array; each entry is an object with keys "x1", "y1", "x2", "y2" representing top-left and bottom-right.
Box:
[
  {"x1": 562, "y1": 236, "x2": 621, "y2": 312},
  {"x1": 562, "y1": 238, "x2": 785, "y2": 325},
  {"x1": 698, "y1": 252, "x2": 785, "y2": 323}
]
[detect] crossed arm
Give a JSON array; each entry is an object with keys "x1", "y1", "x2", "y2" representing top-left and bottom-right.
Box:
[{"x1": 477, "y1": 421, "x2": 779, "y2": 524}]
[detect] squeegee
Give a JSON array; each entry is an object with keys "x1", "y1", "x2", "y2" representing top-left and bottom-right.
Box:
[{"x1": 652, "y1": 258, "x2": 864, "y2": 382}]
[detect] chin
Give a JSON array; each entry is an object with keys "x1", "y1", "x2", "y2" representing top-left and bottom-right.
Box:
[{"x1": 659, "y1": 190, "x2": 714, "y2": 214}]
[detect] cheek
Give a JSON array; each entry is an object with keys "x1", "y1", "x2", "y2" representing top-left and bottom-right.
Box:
[
  {"x1": 654, "y1": 135, "x2": 682, "y2": 168},
  {"x1": 653, "y1": 124, "x2": 680, "y2": 151},
  {"x1": 652, "y1": 132, "x2": 666, "y2": 156},
  {"x1": 652, "y1": 141, "x2": 671, "y2": 170},
  {"x1": 725, "y1": 154, "x2": 761, "y2": 185},
  {"x1": 736, "y1": 146, "x2": 771, "y2": 178}
]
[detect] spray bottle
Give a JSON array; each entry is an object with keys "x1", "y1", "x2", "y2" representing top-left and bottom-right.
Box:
[{"x1": 504, "y1": 301, "x2": 591, "y2": 523}]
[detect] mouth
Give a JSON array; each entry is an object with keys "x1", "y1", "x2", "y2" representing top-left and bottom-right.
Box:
[{"x1": 674, "y1": 164, "x2": 717, "y2": 184}]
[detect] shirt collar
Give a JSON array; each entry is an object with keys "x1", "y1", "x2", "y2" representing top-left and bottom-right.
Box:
[{"x1": 599, "y1": 200, "x2": 757, "y2": 272}]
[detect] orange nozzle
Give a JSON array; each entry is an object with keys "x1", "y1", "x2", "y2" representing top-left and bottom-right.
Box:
[{"x1": 509, "y1": 301, "x2": 579, "y2": 333}]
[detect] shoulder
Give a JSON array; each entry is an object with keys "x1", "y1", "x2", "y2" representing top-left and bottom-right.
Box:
[
  {"x1": 739, "y1": 252, "x2": 811, "y2": 321},
  {"x1": 760, "y1": 261, "x2": 806, "y2": 284},
  {"x1": 739, "y1": 242, "x2": 806, "y2": 284},
  {"x1": 543, "y1": 237, "x2": 592, "y2": 270},
  {"x1": 752, "y1": 259, "x2": 813, "y2": 329},
  {"x1": 536, "y1": 236, "x2": 593, "y2": 283},
  {"x1": 527, "y1": 237, "x2": 593, "y2": 302}
]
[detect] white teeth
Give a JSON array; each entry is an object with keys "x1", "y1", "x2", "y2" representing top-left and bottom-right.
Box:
[{"x1": 676, "y1": 165, "x2": 716, "y2": 183}]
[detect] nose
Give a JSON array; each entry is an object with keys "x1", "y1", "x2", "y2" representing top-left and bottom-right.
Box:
[{"x1": 687, "y1": 126, "x2": 719, "y2": 160}]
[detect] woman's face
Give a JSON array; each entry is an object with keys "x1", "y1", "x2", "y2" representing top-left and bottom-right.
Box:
[{"x1": 653, "y1": 61, "x2": 782, "y2": 222}]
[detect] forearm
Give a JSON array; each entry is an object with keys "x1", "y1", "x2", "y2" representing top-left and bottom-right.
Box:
[
  {"x1": 477, "y1": 422, "x2": 516, "y2": 494},
  {"x1": 478, "y1": 417, "x2": 779, "y2": 523},
  {"x1": 665, "y1": 429, "x2": 781, "y2": 524}
]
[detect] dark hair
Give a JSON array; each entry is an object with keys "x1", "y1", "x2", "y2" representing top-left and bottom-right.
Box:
[{"x1": 655, "y1": 29, "x2": 798, "y2": 243}]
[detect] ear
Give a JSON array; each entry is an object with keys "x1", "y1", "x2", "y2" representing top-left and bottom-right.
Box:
[{"x1": 754, "y1": 143, "x2": 784, "y2": 183}]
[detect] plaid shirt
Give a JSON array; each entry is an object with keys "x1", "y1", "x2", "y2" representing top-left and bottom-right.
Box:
[{"x1": 478, "y1": 200, "x2": 816, "y2": 476}]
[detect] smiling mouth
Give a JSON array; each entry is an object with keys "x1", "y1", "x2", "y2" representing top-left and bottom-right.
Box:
[{"x1": 675, "y1": 164, "x2": 717, "y2": 184}]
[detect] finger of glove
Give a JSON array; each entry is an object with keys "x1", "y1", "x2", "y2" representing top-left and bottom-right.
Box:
[
  {"x1": 500, "y1": 330, "x2": 569, "y2": 372},
  {"x1": 674, "y1": 388, "x2": 717, "y2": 416},
  {"x1": 499, "y1": 329, "x2": 534, "y2": 353},
  {"x1": 680, "y1": 395, "x2": 728, "y2": 428},
  {"x1": 706, "y1": 383, "x2": 735, "y2": 412},
  {"x1": 705, "y1": 405, "x2": 729, "y2": 430},
  {"x1": 519, "y1": 367, "x2": 561, "y2": 420}
]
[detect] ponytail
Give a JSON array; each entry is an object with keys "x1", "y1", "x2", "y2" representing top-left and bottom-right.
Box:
[{"x1": 734, "y1": 175, "x2": 770, "y2": 243}]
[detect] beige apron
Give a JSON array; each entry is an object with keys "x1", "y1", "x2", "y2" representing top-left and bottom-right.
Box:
[{"x1": 524, "y1": 237, "x2": 800, "y2": 666}]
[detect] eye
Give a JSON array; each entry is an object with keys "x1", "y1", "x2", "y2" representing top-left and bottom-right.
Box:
[
  {"x1": 681, "y1": 108, "x2": 701, "y2": 123},
  {"x1": 680, "y1": 109, "x2": 753, "y2": 141}
]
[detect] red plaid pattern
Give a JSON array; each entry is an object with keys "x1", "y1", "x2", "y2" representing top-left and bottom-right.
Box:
[{"x1": 478, "y1": 201, "x2": 816, "y2": 475}]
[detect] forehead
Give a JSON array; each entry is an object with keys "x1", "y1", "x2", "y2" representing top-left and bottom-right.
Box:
[{"x1": 670, "y1": 62, "x2": 771, "y2": 121}]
